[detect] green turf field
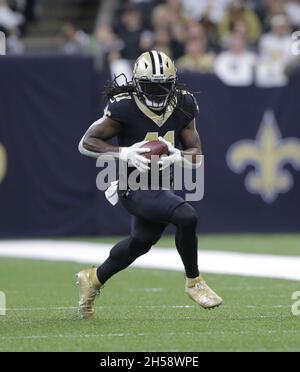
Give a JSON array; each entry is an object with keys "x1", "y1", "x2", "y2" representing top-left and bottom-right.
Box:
[{"x1": 0, "y1": 235, "x2": 300, "y2": 352}]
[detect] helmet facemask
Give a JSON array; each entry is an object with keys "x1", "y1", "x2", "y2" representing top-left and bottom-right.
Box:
[{"x1": 135, "y1": 78, "x2": 177, "y2": 110}]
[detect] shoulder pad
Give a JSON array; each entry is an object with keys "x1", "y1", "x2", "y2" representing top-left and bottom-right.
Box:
[{"x1": 181, "y1": 90, "x2": 199, "y2": 113}]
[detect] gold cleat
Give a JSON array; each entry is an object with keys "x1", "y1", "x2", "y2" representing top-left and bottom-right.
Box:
[
  {"x1": 76, "y1": 268, "x2": 103, "y2": 319},
  {"x1": 185, "y1": 275, "x2": 223, "y2": 309}
]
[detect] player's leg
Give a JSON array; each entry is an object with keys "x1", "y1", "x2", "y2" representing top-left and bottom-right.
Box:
[
  {"x1": 97, "y1": 217, "x2": 167, "y2": 284},
  {"x1": 170, "y1": 202, "x2": 199, "y2": 278},
  {"x1": 120, "y1": 189, "x2": 199, "y2": 279},
  {"x1": 170, "y1": 202, "x2": 223, "y2": 309},
  {"x1": 76, "y1": 216, "x2": 166, "y2": 319}
]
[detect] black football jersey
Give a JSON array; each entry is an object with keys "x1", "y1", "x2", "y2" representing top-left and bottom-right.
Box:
[{"x1": 104, "y1": 91, "x2": 199, "y2": 148}]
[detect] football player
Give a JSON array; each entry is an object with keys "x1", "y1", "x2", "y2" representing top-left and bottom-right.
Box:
[{"x1": 77, "y1": 51, "x2": 223, "y2": 319}]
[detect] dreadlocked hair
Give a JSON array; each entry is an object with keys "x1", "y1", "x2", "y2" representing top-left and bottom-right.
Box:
[
  {"x1": 104, "y1": 74, "x2": 135, "y2": 100},
  {"x1": 103, "y1": 74, "x2": 199, "y2": 120}
]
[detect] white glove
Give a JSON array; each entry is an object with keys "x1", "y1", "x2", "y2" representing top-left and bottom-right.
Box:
[
  {"x1": 120, "y1": 141, "x2": 151, "y2": 173},
  {"x1": 157, "y1": 137, "x2": 182, "y2": 170}
]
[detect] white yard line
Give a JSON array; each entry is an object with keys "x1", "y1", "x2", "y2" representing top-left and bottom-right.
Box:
[
  {"x1": 5, "y1": 305, "x2": 195, "y2": 311},
  {"x1": 0, "y1": 240, "x2": 300, "y2": 282},
  {"x1": 1, "y1": 329, "x2": 299, "y2": 342},
  {"x1": 4, "y1": 304, "x2": 290, "y2": 313}
]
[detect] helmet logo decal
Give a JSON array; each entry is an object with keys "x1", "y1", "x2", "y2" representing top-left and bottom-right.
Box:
[{"x1": 149, "y1": 50, "x2": 164, "y2": 77}]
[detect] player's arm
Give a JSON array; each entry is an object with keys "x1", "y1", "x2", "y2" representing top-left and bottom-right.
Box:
[
  {"x1": 158, "y1": 119, "x2": 202, "y2": 170},
  {"x1": 180, "y1": 119, "x2": 202, "y2": 162},
  {"x1": 79, "y1": 117, "x2": 122, "y2": 158},
  {"x1": 78, "y1": 116, "x2": 151, "y2": 172}
]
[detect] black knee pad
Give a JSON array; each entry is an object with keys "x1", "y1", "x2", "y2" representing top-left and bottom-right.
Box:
[{"x1": 171, "y1": 203, "x2": 198, "y2": 228}]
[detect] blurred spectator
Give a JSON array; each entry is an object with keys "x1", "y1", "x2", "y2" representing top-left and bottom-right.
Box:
[
  {"x1": 176, "y1": 38, "x2": 215, "y2": 72},
  {"x1": 186, "y1": 19, "x2": 206, "y2": 41},
  {"x1": 114, "y1": 4, "x2": 145, "y2": 61},
  {"x1": 6, "y1": 27, "x2": 25, "y2": 54},
  {"x1": 259, "y1": 14, "x2": 292, "y2": 62},
  {"x1": 178, "y1": 1, "x2": 230, "y2": 52},
  {"x1": 151, "y1": 3, "x2": 185, "y2": 58},
  {"x1": 284, "y1": 0, "x2": 300, "y2": 28},
  {"x1": 129, "y1": 0, "x2": 157, "y2": 28},
  {"x1": 256, "y1": 14, "x2": 294, "y2": 86},
  {"x1": 0, "y1": 0, "x2": 24, "y2": 33},
  {"x1": 165, "y1": 0, "x2": 186, "y2": 46},
  {"x1": 219, "y1": 0, "x2": 262, "y2": 46},
  {"x1": 152, "y1": 28, "x2": 173, "y2": 58},
  {"x1": 94, "y1": 25, "x2": 125, "y2": 68},
  {"x1": 3, "y1": 0, "x2": 297, "y2": 82},
  {"x1": 181, "y1": 0, "x2": 231, "y2": 23},
  {"x1": 61, "y1": 22, "x2": 89, "y2": 55},
  {"x1": 263, "y1": 0, "x2": 285, "y2": 14},
  {"x1": 96, "y1": 26, "x2": 124, "y2": 54},
  {"x1": 13, "y1": 0, "x2": 39, "y2": 24},
  {"x1": 108, "y1": 51, "x2": 133, "y2": 82},
  {"x1": 215, "y1": 33, "x2": 256, "y2": 86},
  {"x1": 233, "y1": 19, "x2": 251, "y2": 40},
  {"x1": 151, "y1": 4, "x2": 172, "y2": 30},
  {"x1": 262, "y1": 0, "x2": 286, "y2": 29},
  {"x1": 178, "y1": 20, "x2": 213, "y2": 72},
  {"x1": 139, "y1": 28, "x2": 183, "y2": 61},
  {"x1": 139, "y1": 30, "x2": 155, "y2": 52}
]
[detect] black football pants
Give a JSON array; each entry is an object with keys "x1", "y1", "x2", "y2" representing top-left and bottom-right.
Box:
[{"x1": 97, "y1": 190, "x2": 199, "y2": 284}]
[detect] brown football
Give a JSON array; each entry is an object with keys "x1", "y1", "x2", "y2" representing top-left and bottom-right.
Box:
[{"x1": 140, "y1": 140, "x2": 169, "y2": 160}]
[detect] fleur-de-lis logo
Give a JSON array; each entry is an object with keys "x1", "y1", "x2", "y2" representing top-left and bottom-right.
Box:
[
  {"x1": 0, "y1": 143, "x2": 7, "y2": 184},
  {"x1": 227, "y1": 110, "x2": 300, "y2": 203}
]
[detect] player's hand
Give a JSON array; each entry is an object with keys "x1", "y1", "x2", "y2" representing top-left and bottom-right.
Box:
[
  {"x1": 158, "y1": 137, "x2": 182, "y2": 170},
  {"x1": 120, "y1": 141, "x2": 151, "y2": 173}
]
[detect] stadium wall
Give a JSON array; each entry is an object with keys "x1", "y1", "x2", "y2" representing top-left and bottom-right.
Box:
[{"x1": 0, "y1": 56, "x2": 299, "y2": 237}]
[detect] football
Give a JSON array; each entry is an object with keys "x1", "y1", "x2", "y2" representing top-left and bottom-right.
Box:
[{"x1": 140, "y1": 140, "x2": 169, "y2": 160}]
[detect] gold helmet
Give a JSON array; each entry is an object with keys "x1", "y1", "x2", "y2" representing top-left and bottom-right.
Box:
[{"x1": 133, "y1": 50, "x2": 177, "y2": 110}]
